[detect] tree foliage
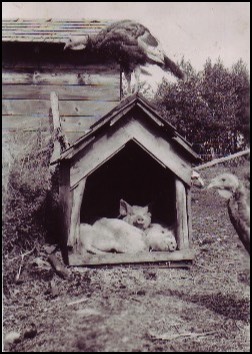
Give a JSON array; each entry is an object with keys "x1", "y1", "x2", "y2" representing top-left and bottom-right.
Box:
[{"x1": 155, "y1": 58, "x2": 250, "y2": 159}]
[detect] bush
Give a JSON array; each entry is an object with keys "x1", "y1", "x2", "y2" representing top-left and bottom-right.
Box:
[{"x1": 2, "y1": 129, "x2": 55, "y2": 255}]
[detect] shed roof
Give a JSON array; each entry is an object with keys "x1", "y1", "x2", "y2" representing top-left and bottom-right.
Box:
[
  {"x1": 2, "y1": 19, "x2": 114, "y2": 43},
  {"x1": 53, "y1": 93, "x2": 200, "y2": 164}
]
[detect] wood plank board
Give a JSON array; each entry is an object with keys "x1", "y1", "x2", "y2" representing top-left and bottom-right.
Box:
[
  {"x1": 61, "y1": 116, "x2": 99, "y2": 132},
  {"x1": 2, "y1": 99, "x2": 118, "y2": 117},
  {"x1": 3, "y1": 61, "x2": 120, "y2": 70},
  {"x1": 2, "y1": 20, "x2": 114, "y2": 43},
  {"x1": 68, "y1": 179, "x2": 87, "y2": 247},
  {"x1": 59, "y1": 160, "x2": 71, "y2": 265},
  {"x1": 2, "y1": 115, "x2": 100, "y2": 135},
  {"x1": 2, "y1": 84, "x2": 120, "y2": 100},
  {"x1": 130, "y1": 120, "x2": 191, "y2": 184},
  {"x1": 2, "y1": 115, "x2": 49, "y2": 130},
  {"x1": 67, "y1": 132, "x2": 88, "y2": 144},
  {"x1": 2, "y1": 19, "x2": 112, "y2": 23},
  {"x1": 175, "y1": 178, "x2": 189, "y2": 250},
  {"x1": 68, "y1": 249, "x2": 195, "y2": 266},
  {"x1": 2, "y1": 70, "x2": 120, "y2": 86},
  {"x1": 70, "y1": 123, "x2": 132, "y2": 187}
]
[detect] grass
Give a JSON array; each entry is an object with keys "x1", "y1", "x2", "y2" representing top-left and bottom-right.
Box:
[{"x1": 2, "y1": 139, "x2": 250, "y2": 352}]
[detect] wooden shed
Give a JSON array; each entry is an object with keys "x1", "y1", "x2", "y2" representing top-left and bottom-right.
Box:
[
  {"x1": 52, "y1": 94, "x2": 201, "y2": 266},
  {"x1": 2, "y1": 19, "x2": 121, "y2": 142},
  {"x1": 3, "y1": 19, "x2": 200, "y2": 267}
]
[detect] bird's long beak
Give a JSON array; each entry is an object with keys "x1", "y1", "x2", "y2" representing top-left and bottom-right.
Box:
[
  {"x1": 207, "y1": 179, "x2": 232, "y2": 198},
  {"x1": 63, "y1": 43, "x2": 68, "y2": 51},
  {"x1": 196, "y1": 177, "x2": 205, "y2": 188},
  {"x1": 191, "y1": 171, "x2": 205, "y2": 188}
]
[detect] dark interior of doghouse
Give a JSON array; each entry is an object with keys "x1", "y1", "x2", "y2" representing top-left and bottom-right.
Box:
[{"x1": 80, "y1": 140, "x2": 177, "y2": 229}]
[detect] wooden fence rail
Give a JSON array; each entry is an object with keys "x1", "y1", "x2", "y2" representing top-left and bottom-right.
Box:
[{"x1": 195, "y1": 149, "x2": 250, "y2": 171}]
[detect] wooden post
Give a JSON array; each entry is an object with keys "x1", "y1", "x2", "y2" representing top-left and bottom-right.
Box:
[
  {"x1": 120, "y1": 65, "x2": 123, "y2": 100},
  {"x1": 68, "y1": 177, "x2": 87, "y2": 248},
  {"x1": 175, "y1": 178, "x2": 189, "y2": 250},
  {"x1": 186, "y1": 187, "x2": 193, "y2": 246},
  {"x1": 49, "y1": 91, "x2": 70, "y2": 166},
  {"x1": 59, "y1": 160, "x2": 71, "y2": 265},
  {"x1": 50, "y1": 91, "x2": 62, "y2": 164}
]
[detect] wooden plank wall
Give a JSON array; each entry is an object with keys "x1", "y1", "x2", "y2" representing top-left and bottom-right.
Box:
[
  {"x1": 2, "y1": 19, "x2": 114, "y2": 43},
  {"x1": 2, "y1": 64, "x2": 121, "y2": 143}
]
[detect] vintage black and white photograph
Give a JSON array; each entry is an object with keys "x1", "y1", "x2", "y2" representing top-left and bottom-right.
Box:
[{"x1": 2, "y1": 2, "x2": 250, "y2": 352}]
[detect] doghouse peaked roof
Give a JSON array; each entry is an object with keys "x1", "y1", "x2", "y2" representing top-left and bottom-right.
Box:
[
  {"x1": 55, "y1": 94, "x2": 200, "y2": 187},
  {"x1": 59, "y1": 94, "x2": 199, "y2": 160}
]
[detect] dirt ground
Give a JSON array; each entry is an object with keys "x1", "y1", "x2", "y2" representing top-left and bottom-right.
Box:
[{"x1": 3, "y1": 163, "x2": 250, "y2": 352}]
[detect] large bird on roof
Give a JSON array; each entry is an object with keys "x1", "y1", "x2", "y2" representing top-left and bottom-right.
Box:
[
  {"x1": 207, "y1": 173, "x2": 250, "y2": 255},
  {"x1": 64, "y1": 20, "x2": 184, "y2": 94}
]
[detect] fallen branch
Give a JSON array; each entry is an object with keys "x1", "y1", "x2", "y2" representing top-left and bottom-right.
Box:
[
  {"x1": 67, "y1": 298, "x2": 88, "y2": 306},
  {"x1": 8, "y1": 246, "x2": 36, "y2": 263},
  {"x1": 150, "y1": 330, "x2": 217, "y2": 341},
  {"x1": 14, "y1": 247, "x2": 36, "y2": 283},
  {"x1": 195, "y1": 149, "x2": 250, "y2": 171}
]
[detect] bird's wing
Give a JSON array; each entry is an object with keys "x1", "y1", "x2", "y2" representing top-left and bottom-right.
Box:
[
  {"x1": 138, "y1": 30, "x2": 159, "y2": 47},
  {"x1": 94, "y1": 20, "x2": 142, "y2": 47},
  {"x1": 137, "y1": 31, "x2": 165, "y2": 65},
  {"x1": 136, "y1": 27, "x2": 184, "y2": 79},
  {"x1": 93, "y1": 23, "x2": 148, "y2": 70},
  {"x1": 162, "y1": 55, "x2": 184, "y2": 79},
  {"x1": 228, "y1": 197, "x2": 250, "y2": 254}
]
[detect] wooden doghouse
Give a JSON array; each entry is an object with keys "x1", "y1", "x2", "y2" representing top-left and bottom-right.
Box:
[
  {"x1": 2, "y1": 19, "x2": 121, "y2": 142},
  {"x1": 53, "y1": 94, "x2": 201, "y2": 266}
]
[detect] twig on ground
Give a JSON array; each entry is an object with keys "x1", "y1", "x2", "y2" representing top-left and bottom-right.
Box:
[
  {"x1": 8, "y1": 246, "x2": 36, "y2": 263},
  {"x1": 13, "y1": 246, "x2": 36, "y2": 283},
  {"x1": 15, "y1": 254, "x2": 25, "y2": 283},
  {"x1": 67, "y1": 298, "x2": 88, "y2": 306},
  {"x1": 150, "y1": 330, "x2": 218, "y2": 341}
]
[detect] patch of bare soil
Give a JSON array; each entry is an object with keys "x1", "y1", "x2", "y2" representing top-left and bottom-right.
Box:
[{"x1": 3, "y1": 163, "x2": 250, "y2": 352}]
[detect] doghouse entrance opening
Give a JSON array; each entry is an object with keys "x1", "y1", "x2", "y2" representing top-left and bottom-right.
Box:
[{"x1": 80, "y1": 140, "x2": 176, "y2": 227}]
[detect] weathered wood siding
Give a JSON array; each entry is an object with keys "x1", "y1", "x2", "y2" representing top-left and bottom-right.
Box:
[
  {"x1": 2, "y1": 19, "x2": 114, "y2": 43},
  {"x1": 2, "y1": 64, "x2": 121, "y2": 143}
]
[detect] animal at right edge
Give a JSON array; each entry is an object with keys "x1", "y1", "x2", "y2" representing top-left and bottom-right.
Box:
[{"x1": 207, "y1": 173, "x2": 250, "y2": 255}]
